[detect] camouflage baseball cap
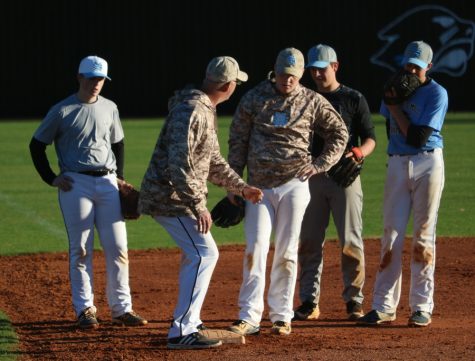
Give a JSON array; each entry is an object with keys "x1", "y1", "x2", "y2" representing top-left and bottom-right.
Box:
[
  {"x1": 274, "y1": 48, "x2": 305, "y2": 78},
  {"x1": 206, "y1": 56, "x2": 248, "y2": 83},
  {"x1": 402, "y1": 41, "x2": 433, "y2": 68}
]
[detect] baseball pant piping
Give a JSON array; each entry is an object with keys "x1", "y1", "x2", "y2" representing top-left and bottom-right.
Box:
[{"x1": 156, "y1": 215, "x2": 219, "y2": 338}]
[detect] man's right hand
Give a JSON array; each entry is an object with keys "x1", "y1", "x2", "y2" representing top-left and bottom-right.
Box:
[
  {"x1": 296, "y1": 163, "x2": 318, "y2": 181},
  {"x1": 241, "y1": 186, "x2": 264, "y2": 204},
  {"x1": 197, "y1": 209, "x2": 213, "y2": 234},
  {"x1": 52, "y1": 174, "x2": 74, "y2": 192}
]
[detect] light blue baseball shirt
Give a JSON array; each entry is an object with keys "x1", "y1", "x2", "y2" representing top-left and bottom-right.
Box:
[
  {"x1": 380, "y1": 79, "x2": 448, "y2": 155},
  {"x1": 34, "y1": 94, "x2": 124, "y2": 173}
]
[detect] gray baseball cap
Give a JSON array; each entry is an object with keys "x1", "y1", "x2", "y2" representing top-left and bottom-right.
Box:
[
  {"x1": 306, "y1": 44, "x2": 338, "y2": 68},
  {"x1": 274, "y1": 48, "x2": 305, "y2": 78},
  {"x1": 402, "y1": 41, "x2": 433, "y2": 68},
  {"x1": 206, "y1": 56, "x2": 248, "y2": 83}
]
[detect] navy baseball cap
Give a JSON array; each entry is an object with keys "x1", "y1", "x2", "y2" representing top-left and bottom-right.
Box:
[
  {"x1": 402, "y1": 41, "x2": 433, "y2": 69},
  {"x1": 306, "y1": 44, "x2": 338, "y2": 68},
  {"x1": 78, "y1": 56, "x2": 111, "y2": 80}
]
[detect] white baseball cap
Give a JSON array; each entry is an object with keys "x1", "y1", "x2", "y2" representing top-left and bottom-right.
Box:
[
  {"x1": 206, "y1": 56, "x2": 248, "y2": 83},
  {"x1": 306, "y1": 44, "x2": 338, "y2": 68},
  {"x1": 78, "y1": 55, "x2": 111, "y2": 80}
]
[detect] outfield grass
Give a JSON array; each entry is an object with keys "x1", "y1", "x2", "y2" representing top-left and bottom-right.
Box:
[{"x1": 0, "y1": 113, "x2": 474, "y2": 255}]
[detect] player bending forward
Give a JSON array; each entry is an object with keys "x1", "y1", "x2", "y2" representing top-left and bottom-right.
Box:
[{"x1": 139, "y1": 56, "x2": 263, "y2": 349}]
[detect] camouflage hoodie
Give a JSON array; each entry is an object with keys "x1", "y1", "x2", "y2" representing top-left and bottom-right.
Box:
[
  {"x1": 228, "y1": 79, "x2": 348, "y2": 188},
  {"x1": 139, "y1": 88, "x2": 247, "y2": 218}
]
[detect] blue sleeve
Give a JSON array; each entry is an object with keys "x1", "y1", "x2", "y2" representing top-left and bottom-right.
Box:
[{"x1": 422, "y1": 86, "x2": 448, "y2": 131}]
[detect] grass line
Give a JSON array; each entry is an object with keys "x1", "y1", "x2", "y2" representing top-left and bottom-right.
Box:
[
  {"x1": 0, "y1": 311, "x2": 18, "y2": 360},
  {"x1": 0, "y1": 191, "x2": 65, "y2": 240}
]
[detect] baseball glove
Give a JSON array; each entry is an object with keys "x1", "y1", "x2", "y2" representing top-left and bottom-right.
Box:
[
  {"x1": 118, "y1": 181, "x2": 141, "y2": 220},
  {"x1": 211, "y1": 195, "x2": 245, "y2": 228},
  {"x1": 383, "y1": 69, "x2": 422, "y2": 105},
  {"x1": 327, "y1": 147, "x2": 364, "y2": 188}
]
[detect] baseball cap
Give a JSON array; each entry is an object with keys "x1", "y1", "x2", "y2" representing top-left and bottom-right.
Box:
[
  {"x1": 402, "y1": 41, "x2": 433, "y2": 68},
  {"x1": 306, "y1": 44, "x2": 338, "y2": 68},
  {"x1": 274, "y1": 48, "x2": 305, "y2": 78},
  {"x1": 206, "y1": 56, "x2": 248, "y2": 83},
  {"x1": 78, "y1": 56, "x2": 111, "y2": 80}
]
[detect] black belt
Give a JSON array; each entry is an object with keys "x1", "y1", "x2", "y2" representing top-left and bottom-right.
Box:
[
  {"x1": 389, "y1": 149, "x2": 434, "y2": 157},
  {"x1": 78, "y1": 169, "x2": 114, "y2": 177}
]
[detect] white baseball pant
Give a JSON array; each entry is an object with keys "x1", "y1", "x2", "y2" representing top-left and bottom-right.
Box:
[
  {"x1": 237, "y1": 178, "x2": 311, "y2": 325},
  {"x1": 58, "y1": 172, "x2": 132, "y2": 318},
  {"x1": 372, "y1": 149, "x2": 444, "y2": 314},
  {"x1": 155, "y1": 215, "x2": 219, "y2": 338}
]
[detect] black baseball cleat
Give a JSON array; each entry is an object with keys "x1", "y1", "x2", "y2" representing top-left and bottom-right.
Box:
[
  {"x1": 77, "y1": 307, "x2": 99, "y2": 329},
  {"x1": 356, "y1": 309, "x2": 396, "y2": 326},
  {"x1": 346, "y1": 300, "x2": 364, "y2": 320},
  {"x1": 293, "y1": 301, "x2": 320, "y2": 320},
  {"x1": 167, "y1": 332, "x2": 222, "y2": 350}
]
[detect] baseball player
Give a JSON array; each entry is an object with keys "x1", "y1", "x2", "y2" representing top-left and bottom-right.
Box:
[
  {"x1": 357, "y1": 41, "x2": 448, "y2": 327},
  {"x1": 294, "y1": 44, "x2": 376, "y2": 321},
  {"x1": 139, "y1": 56, "x2": 263, "y2": 350},
  {"x1": 227, "y1": 48, "x2": 348, "y2": 336},
  {"x1": 29, "y1": 56, "x2": 147, "y2": 329}
]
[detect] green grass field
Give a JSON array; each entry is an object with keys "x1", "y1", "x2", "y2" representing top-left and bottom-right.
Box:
[
  {"x1": 0, "y1": 113, "x2": 474, "y2": 256},
  {"x1": 0, "y1": 114, "x2": 474, "y2": 360},
  {"x1": 0, "y1": 311, "x2": 18, "y2": 359}
]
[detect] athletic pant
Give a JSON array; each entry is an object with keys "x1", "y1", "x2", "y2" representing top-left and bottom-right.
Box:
[
  {"x1": 59, "y1": 172, "x2": 132, "y2": 318},
  {"x1": 372, "y1": 149, "x2": 444, "y2": 314},
  {"x1": 237, "y1": 178, "x2": 311, "y2": 325},
  {"x1": 299, "y1": 173, "x2": 365, "y2": 306},
  {"x1": 155, "y1": 216, "x2": 219, "y2": 338}
]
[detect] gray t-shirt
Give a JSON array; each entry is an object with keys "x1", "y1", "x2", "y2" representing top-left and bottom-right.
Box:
[{"x1": 34, "y1": 94, "x2": 124, "y2": 173}]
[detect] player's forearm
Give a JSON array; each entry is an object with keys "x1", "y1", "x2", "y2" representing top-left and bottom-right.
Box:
[
  {"x1": 208, "y1": 146, "x2": 247, "y2": 195},
  {"x1": 313, "y1": 111, "x2": 349, "y2": 173},
  {"x1": 228, "y1": 109, "x2": 251, "y2": 176},
  {"x1": 209, "y1": 164, "x2": 247, "y2": 196},
  {"x1": 406, "y1": 125, "x2": 433, "y2": 148},
  {"x1": 227, "y1": 146, "x2": 247, "y2": 177},
  {"x1": 173, "y1": 182, "x2": 207, "y2": 219},
  {"x1": 111, "y1": 140, "x2": 124, "y2": 180},
  {"x1": 359, "y1": 138, "x2": 376, "y2": 158},
  {"x1": 387, "y1": 105, "x2": 410, "y2": 136},
  {"x1": 29, "y1": 137, "x2": 57, "y2": 185}
]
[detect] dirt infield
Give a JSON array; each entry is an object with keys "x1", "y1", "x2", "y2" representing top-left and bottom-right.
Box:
[{"x1": 1, "y1": 237, "x2": 474, "y2": 360}]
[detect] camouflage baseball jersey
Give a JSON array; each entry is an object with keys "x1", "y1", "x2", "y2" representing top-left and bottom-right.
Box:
[
  {"x1": 139, "y1": 88, "x2": 247, "y2": 218},
  {"x1": 228, "y1": 80, "x2": 348, "y2": 188}
]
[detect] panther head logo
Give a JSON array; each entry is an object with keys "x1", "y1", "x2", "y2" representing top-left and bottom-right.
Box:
[{"x1": 371, "y1": 5, "x2": 475, "y2": 76}]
